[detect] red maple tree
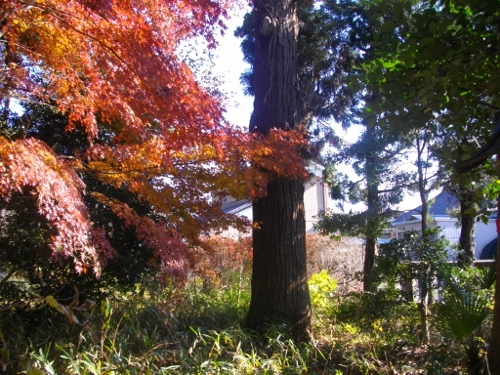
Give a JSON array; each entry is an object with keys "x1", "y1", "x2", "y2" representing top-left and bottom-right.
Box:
[{"x1": 0, "y1": 0, "x2": 308, "y2": 279}]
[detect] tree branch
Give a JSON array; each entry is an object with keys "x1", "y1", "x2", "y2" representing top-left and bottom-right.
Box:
[{"x1": 0, "y1": 267, "x2": 17, "y2": 287}]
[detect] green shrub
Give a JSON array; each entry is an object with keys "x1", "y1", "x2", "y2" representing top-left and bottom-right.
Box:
[
  {"x1": 434, "y1": 266, "x2": 494, "y2": 375},
  {"x1": 0, "y1": 261, "x2": 476, "y2": 374},
  {"x1": 308, "y1": 270, "x2": 338, "y2": 319}
]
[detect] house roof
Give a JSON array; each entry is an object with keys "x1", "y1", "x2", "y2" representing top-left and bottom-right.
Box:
[
  {"x1": 392, "y1": 191, "x2": 459, "y2": 225},
  {"x1": 221, "y1": 199, "x2": 252, "y2": 215}
]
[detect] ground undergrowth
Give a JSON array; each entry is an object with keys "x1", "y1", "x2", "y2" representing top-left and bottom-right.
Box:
[{"x1": 0, "y1": 269, "x2": 482, "y2": 375}]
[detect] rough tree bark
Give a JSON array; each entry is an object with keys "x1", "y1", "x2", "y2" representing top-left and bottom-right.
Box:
[
  {"x1": 363, "y1": 125, "x2": 379, "y2": 292},
  {"x1": 457, "y1": 190, "x2": 476, "y2": 267},
  {"x1": 415, "y1": 133, "x2": 430, "y2": 343},
  {"x1": 245, "y1": 0, "x2": 311, "y2": 342}
]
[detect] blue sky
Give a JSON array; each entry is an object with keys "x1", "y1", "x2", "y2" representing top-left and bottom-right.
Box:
[{"x1": 213, "y1": 8, "x2": 253, "y2": 129}]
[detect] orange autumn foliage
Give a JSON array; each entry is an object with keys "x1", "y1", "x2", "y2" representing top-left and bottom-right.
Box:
[
  {"x1": 193, "y1": 236, "x2": 252, "y2": 287},
  {"x1": 1, "y1": 0, "x2": 227, "y2": 138},
  {"x1": 0, "y1": 0, "x2": 308, "y2": 278}
]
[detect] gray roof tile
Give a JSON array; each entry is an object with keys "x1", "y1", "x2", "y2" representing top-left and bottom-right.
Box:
[{"x1": 392, "y1": 191, "x2": 459, "y2": 224}]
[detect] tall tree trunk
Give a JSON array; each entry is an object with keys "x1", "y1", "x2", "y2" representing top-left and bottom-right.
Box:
[
  {"x1": 247, "y1": 178, "x2": 311, "y2": 340},
  {"x1": 415, "y1": 133, "x2": 430, "y2": 343},
  {"x1": 245, "y1": 0, "x2": 311, "y2": 341},
  {"x1": 363, "y1": 236, "x2": 377, "y2": 292},
  {"x1": 452, "y1": 138, "x2": 478, "y2": 268},
  {"x1": 457, "y1": 190, "x2": 475, "y2": 267},
  {"x1": 416, "y1": 140, "x2": 429, "y2": 234},
  {"x1": 487, "y1": 160, "x2": 500, "y2": 373},
  {"x1": 363, "y1": 139, "x2": 379, "y2": 292}
]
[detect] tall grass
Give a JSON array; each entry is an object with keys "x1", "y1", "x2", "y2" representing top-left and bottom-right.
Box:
[{"x1": 0, "y1": 265, "x2": 484, "y2": 374}]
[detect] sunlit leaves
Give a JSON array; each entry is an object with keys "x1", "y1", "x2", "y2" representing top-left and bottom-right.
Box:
[
  {"x1": 1, "y1": 0, "x2": 229, "y2": 139},
  {"x1": 0, "y1": 0, "x2": 309, "y2": 280},
  {"x1": 0, "y1": 137, "x2": 114, "y2": 274},
  {"x1": 91, "y1": 193, "x2": 191, "y2": 280}
]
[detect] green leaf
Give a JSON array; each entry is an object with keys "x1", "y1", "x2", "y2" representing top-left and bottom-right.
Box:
[
  {"x1": 27, "y1": 367, "x2": 44, "y2": 375},
  {"x1": 473, "y1": 190, "x2": 484, "y2": 200},
  {"x1": 369, "y1": 12, "x2": 383, "y2": 22},
  {"x1": 360, "y1": 107, "x2": 373, "y2": 117},
  {"x1": 45, "y1": 296, "x2": 79, "y2": 324},
  {"x1": 418, "y1": 96, "x2": 428, "y2": 107},
  {"x1": 378, "y1": 3, "x2": 389, "y2": 15},
  {"x1": 393, "y1": 3, "x2": 404, "y2": 19},
  {"x1": 419, "y1": 36, "x2": 437, "y2": 47},
  {"x1": 437, "y1": 269, "x2": 491, "y2": 341},
  {"x1": 381, "y1": 20, "x2": 396, "y2": 33},
  {"x1": 399, "y1": 51, "x2": 415, "y2": 66},
  {"x1": 428, "y1": 21, "x2": 438, "y2": 34},
  {"x1": 463, "y1": 207, "x2": 476, "y2": 216}
]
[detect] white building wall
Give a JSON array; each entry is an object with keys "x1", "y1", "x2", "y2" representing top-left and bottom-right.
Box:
[
  {"x1": 435, "y1": 219, "x2": 460, "y2": 258},
  {"x1": 436, "y1": 220, "x2": 460, "y2": 246},
  {"x1": 474, "y1": 220, "x2": 497, "y2": 258},
  {"x1": 436, "y1": 219, "x2": 496, "y2": 258},
  {"x1": 304, "y1": 175, "x2": 326, "y2": 232},
  {"x1": 395, "y1": 221, "x2": 423, "y2": 239},
  {"x1": 394, "y1": 217, "x2": 497, "y2": 260},
  {"x1": 216, "y1": 205, "x2": 252, "y2": 240}
]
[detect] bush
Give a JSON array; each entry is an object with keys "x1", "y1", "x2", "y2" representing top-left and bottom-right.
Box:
[
  {"x1": 306, "y1": 234, "x2": 363, "y2": 294},
  {"x1": 0, "y1": 272, "x2": 472, "y2": 375},
  {"x1": 0, "y1": 230, "x2": 479, "y2": 374},
  {"x1": 192, "y1": 236, "x2": 252, "y2": 289},
  {"x1": 308, "y1": 270, "x2": 338, "y2": 320}
]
